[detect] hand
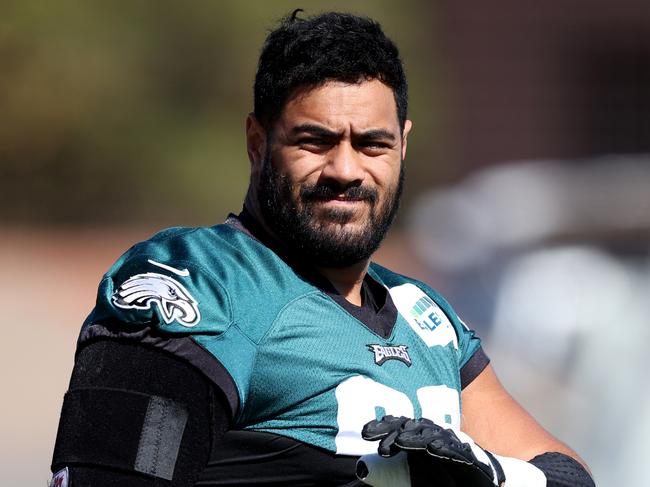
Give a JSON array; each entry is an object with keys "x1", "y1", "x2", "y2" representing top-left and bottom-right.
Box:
[{"x1": 359, "y1": 416, "x2": 505, "y2": 487}]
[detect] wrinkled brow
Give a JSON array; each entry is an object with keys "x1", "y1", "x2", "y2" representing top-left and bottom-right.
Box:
[
  {"x1": 291, "y1": 124, "x2": 397, "y2": 142},
  {"x1": 291, "y1": 124, "x2": 341, "y2": 138},
  {"x1": 359, "y1": 129, "x2": 397, "y2": 142}
]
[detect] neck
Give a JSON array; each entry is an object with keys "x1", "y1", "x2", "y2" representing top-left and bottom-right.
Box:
[
  {"x1": 242, "y1": 194, "x2": 370, "y2": 306},
  {"x1": 316, "y1": 261, "x2": 369, "y2": 306},
  {"x1": 243, "y1": 190, "x2": 278, "y2": 240}
]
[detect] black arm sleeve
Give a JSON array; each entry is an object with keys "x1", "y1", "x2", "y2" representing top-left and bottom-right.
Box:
[
  {"x1": 529, "y1": 452, "x2": 595, "y2": 487},
  {"x1": 51, "y1": 339, "x2": 231, "y2": 487}
]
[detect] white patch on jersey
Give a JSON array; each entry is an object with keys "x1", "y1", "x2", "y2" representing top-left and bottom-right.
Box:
[
  {"x1": 335, "y1": 376, "x2": 414, "y2": 455},
  {"x1": 112, "y1": 272, "x2": 201, "y2": 327},
  {"x1": 389, "y1": 283, "x2": 458, "y2": 349},
  {"x1": 48, "y1": 467, "x2": 69, "y2": 487},
  {"x1": 334, "y1": 377, "x2": 461, "y2": 455}
]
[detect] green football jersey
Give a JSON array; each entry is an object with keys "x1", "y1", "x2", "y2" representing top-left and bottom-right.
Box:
[{"x1": 81, "y1": 219, "x2": 483, "y2": 455}]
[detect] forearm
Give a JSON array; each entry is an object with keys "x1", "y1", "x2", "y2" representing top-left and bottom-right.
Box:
[
  {"x1": 460, "y1": 365, "x2": 593, "y2": 480},
  {"x1": 357, "y1": 416, "x2": 595, "y2": 487}
]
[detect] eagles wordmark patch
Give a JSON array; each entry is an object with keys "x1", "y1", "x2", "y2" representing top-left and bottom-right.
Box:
[
  {"x1": 367, "y1": 344, "x2": 412, "y2": 366},
  {"x1": 112, "y1": 271, "x2": 201, "y2": 327}
]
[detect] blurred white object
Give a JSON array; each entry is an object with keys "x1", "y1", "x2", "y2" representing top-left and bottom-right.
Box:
[
  {"x1": 409, "y1": 155, "x2": 650, "y2": 272},
  {"x1": 489, "y1": 245, "x2": 649, "y2": 487},
  {"x1": 490, "y1": 246, "x2": 634, "y2": 376},
  {"x1": 408, "y1": 156, "x2": 650, "y2": 486}
]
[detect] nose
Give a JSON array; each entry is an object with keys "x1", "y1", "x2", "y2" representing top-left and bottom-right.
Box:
[{"x1": 319, "y1": 141, "x2": 365, "y2": 187}]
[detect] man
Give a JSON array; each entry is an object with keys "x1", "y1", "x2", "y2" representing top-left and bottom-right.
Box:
[{"x1": 50, "y1": 11, "x2": 594, "y2": 487}]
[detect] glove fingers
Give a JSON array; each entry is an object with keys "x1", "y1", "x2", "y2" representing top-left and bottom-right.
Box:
[
  {"x1": 425, "y1": 438, "x2": 473, "y2": 464},
  {"x1": 361, "y1": 416, "x2": 408, "y2": 441},
  {"x1": 377, "y1": 428, "x2": 402, "y2": 457},
  {"x1": 361, "y1": 419, "x2": 392, "y2": 441},
  {"x1": 397, "y1": 423, "x2": 495, "y2": 482},
  {"x1": 362, "y1": 415, "x2": 409, "y2": 441},
  {"x1": 423, "y1": 431, "x2": 496, "y2": 484},
  {"x1": 363, "y1": 415, "x2": 412, "y2": 458},
  {"x1": 393, "y1": 419, "x2": 442, "y2": 450},
  {"x1": 363, "y1": 415, "x2": 500, "y2": 486}
]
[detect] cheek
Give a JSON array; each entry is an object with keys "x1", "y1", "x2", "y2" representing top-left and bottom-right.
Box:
[
  {"x1": 274, "y1": 147, "x2": 325, "y2": 182},
  {"x1": 369, "y1": 162, "x2": 401, "y2": 191},
  {"x1": 277, "y1": 171, "x2": 308, "y2": 206}
]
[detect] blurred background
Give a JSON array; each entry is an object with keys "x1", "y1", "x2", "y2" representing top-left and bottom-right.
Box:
[{"x1": 2, "y1": 0, "x2": 648, "y2": 485}]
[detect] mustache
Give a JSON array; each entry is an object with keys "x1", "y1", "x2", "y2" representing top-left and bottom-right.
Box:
[{"x1": 300, "y1": 183, "x2": 378, "y2": 204}]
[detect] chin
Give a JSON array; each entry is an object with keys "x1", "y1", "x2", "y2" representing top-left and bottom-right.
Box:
[
  {"x1": 313, "y1": 207, "x2": 369, "y2": 227},
  {"x1": 311, "y1": 218, "x2": 366, "y2": 237}
]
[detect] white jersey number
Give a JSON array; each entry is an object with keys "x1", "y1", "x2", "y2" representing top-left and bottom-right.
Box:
[{"x1": 334, "y1": 376, "x2": 460, "y2": 455}]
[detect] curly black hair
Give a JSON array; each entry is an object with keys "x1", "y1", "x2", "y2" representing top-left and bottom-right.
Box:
[{"x1": 254, "y1": 10, "x2": 408, "y2": 132}]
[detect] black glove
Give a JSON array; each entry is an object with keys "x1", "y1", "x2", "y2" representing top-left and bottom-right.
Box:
[{"x1": 359, "y1": 415, "x2": 505, "y2": 487}]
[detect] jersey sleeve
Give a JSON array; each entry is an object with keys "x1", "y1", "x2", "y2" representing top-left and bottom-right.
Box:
[
  {"x1": 417, "y1": 282, "x2": 489, "y2": 388},
  {"x1": 87, "y1": 240, "x2": 233, "y2": 335},
  {"x1": 79, "y1": 232, "x2": 247, "y2": 416},
  {"x1": 367, "y1": 263, "x2": 489, "y2": 388}
]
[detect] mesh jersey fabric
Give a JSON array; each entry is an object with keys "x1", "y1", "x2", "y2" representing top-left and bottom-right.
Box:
[{"x1": 79, "y1": 215, "x2": 486, "y2": 456}]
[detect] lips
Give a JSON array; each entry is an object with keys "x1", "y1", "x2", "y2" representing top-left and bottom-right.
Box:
[
  {"x1": 331, "y1": 196, "x2": 365, "y2": 202},
  {"x1": 301, "y1": 184, "x2": 377, "y2": 204},
  {"x1": 313, "y1": 196, "x2": 369, "y2": 206}
]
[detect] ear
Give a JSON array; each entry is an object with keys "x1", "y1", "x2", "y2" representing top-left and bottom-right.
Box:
[
  {"x1": 246, "y1": 113, "x2": 267, "y2": 178},
  {"x1": 401, "y1": 119, "x2": 413, "y2": 160}
]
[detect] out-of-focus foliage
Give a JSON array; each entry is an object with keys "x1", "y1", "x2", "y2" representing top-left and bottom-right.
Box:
[{"x1": 0, "y1": 0, "x2": 441, "y2": 226}]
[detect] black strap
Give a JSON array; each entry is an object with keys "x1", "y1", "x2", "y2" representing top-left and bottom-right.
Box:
[
  {"x1": 52, "y1": 339, "x2": 229, "y2": 486},
  {"x1": 53, "y1": 388, "x2": 187, "y2": 481}
]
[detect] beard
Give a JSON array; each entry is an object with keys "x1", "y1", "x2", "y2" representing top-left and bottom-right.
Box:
[{"x1": 257, "y1": 154, "x2": 404, "y2": 268}]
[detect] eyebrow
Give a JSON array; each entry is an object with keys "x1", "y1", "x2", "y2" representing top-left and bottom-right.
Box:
[
  {"x1": 291, "y1": 123, "x2": 397, "y2": 142},
  {"x1": 359, "y1": 129, "x2": 397, "y2": 142},
  {"x1": 291, "y1": 124, "x2": 341, "y2": 138}
]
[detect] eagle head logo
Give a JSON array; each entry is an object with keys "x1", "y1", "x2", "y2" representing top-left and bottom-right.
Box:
[{"x1": 112, "y1": 272, "x2": 201, "y2": 327}]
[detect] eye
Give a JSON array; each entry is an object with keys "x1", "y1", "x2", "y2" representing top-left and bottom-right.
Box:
[
  {"x1": 359, "y1": 141, "x2": 389, "y2": 148},
  {"x1": 298, "y1": 137, "x2": 332, "y2": 153},
  {"x1": 357, "y1": 140, "x2": 391, "y2": 154},
  {"x1": 299, "y1": 137, "x2": 327, "y2": 146}
]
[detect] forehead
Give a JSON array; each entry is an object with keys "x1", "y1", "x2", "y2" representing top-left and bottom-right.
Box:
[{"x1": 278, "y1": 79, "x2": 400, "y2": 132}]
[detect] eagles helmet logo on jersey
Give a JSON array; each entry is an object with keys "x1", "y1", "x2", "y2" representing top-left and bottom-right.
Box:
[{"x1": 112, "y1": 272, "x2": 201, "y2": 327}]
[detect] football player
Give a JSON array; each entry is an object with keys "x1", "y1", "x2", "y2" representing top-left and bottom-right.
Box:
[{"x1": 50, "y1": 10, "x2": 594, "y2": 487}]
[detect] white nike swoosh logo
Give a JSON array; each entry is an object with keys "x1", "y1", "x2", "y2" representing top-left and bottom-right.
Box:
[{"x1": 147, "y1": 259, "x2": 190, "y2": 277}]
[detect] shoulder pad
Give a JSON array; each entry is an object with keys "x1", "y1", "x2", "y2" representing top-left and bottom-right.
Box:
[{"x1": 89, "y1": 232, "x2": 232, "y2": 334}]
